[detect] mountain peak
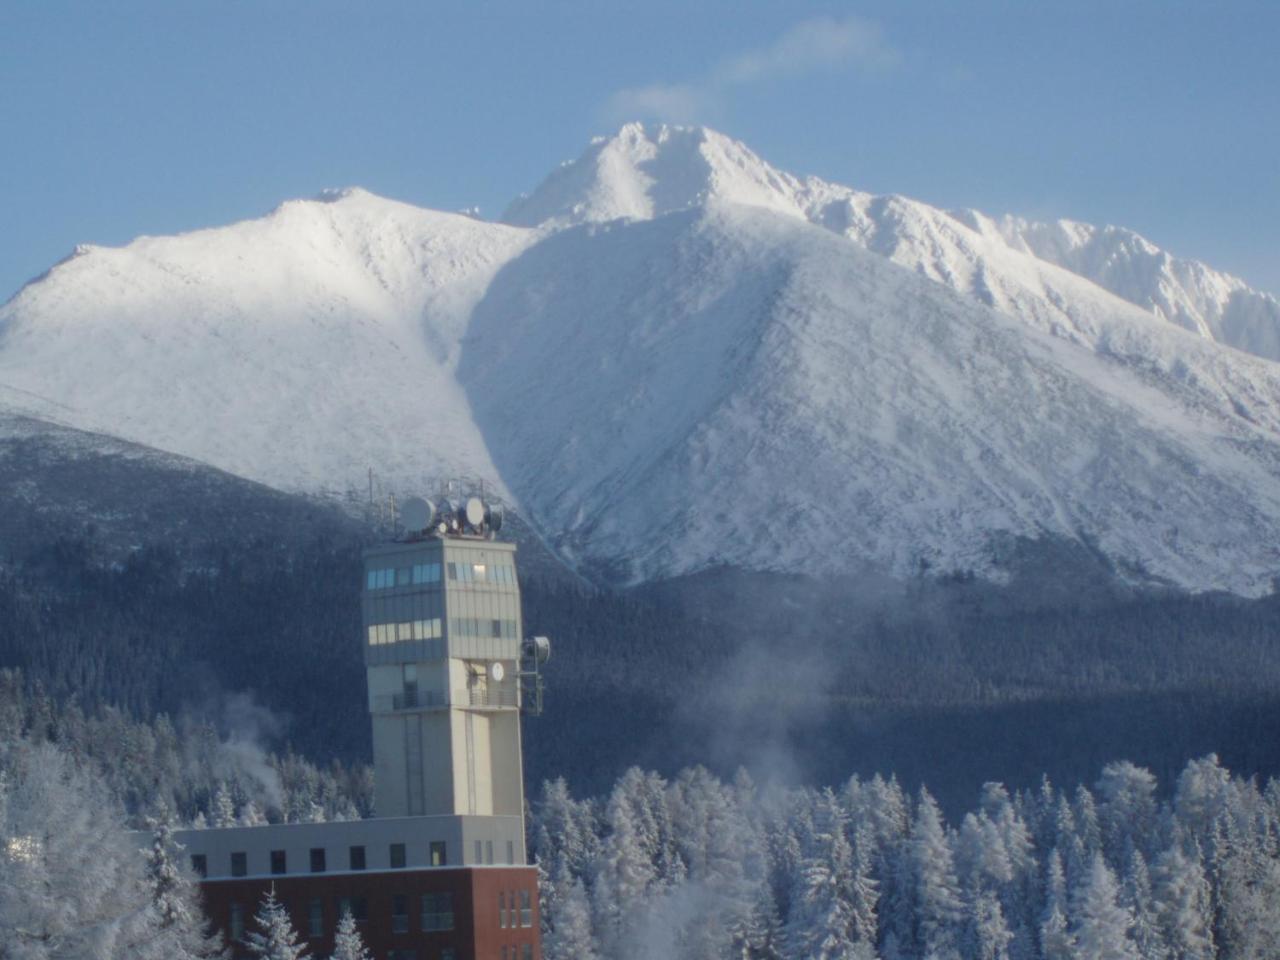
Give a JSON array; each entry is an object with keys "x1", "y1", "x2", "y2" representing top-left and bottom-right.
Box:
[{"x1": 502, "y1": 122, "x2": 809, "y2": 228}]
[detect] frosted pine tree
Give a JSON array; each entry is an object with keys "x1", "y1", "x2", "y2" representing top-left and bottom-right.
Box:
[
  {"x1": 1071, "y1": 854, "x2": 1138, "y2": 960},
  {"x1": 212, "y1": 780, "x2": 237, "y2": 828},
  {"x1": 591, "y1": 789, "x2": 657, "y2": 957},
  {"x1": 911, "y1": 788, "x2": 964, "y2": 960},
  {"x1": 1151, "y1": 843, "x2": 1214, "y2": 960},
  {"x1": 543, "y1": 870, "x2": 599, "y2": 960},
  {"x1": 245, "y1": 887, "x2": 308, "y2": 959},
  {"x1": 1122, "y1": 851, "x2": 1168, "y2": 960},
  {"x1": 962, "y1": 889, "x2": 1013, "y2": 960},
  {"x1": 142, "y1": 813, "x2": 223, "y2": 959},
  {"x1": 1040, "y1": 849, "x2": 1075, "y2": 960},
  {"x1": 1097, "y1": 763, "x2": 1159, "y2": 866},
  {"x1": 329, "y1": 908, "x2": 371, "y2": 960},
  {"x1": 785, "y1": 789, "x2": 860, "y2": 960}
]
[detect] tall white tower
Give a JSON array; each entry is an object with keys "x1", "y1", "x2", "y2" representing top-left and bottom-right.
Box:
[{"x1": 362, "y1": 496, "x2": 529, "y2": 855}]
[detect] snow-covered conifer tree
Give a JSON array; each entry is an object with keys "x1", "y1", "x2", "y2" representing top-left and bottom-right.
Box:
[
  {"x1": 1071, "y1": 854, "x2": 1138, "y2": 960},
  {"x1": 1122, "y1": 851, "x2": 1168, "y2": 960},
  {"x1": 211, "y1": 781, "x2": 237, "y2": 828},
  {"x1": 142, "y1": 812, "x2": 223, "y2": 959},
  {"x1": 245, "y1": 887, "x2": 308, "y2": 959},
  {"x1": 329, "y1": 908, "x2": 371, "y2": 960},
  {"x1": 785, "y1": 789, "x2": 861, "y2": 960},
  {"x1": 910, "y1": 788, "x2": 964, "y2": 960},
  {"x1": 543, "y1": 869, "x2": 599, "y2": 960},
  {"x1": 1151, "y1": 843, "x2": 1214, "y2": 960},
  {"x1": 1040, "y1": 849, "x2": 1075, "y2": 960}
]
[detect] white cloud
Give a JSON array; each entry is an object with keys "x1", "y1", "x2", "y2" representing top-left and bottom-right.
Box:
[{"x1": 606, "y1": 15, "x2": 898, "y2": 124}]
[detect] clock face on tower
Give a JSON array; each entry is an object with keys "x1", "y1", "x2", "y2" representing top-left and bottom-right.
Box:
[{"x1": 490, "y1": 661, "x2": 505, "y2": 682}]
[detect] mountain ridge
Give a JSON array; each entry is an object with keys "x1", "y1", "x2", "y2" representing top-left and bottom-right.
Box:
[{"x1": 4, "y1": 124, "x2": 1280, "y2": 593}]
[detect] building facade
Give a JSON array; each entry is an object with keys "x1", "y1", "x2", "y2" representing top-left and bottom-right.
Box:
[{"x1": 176, "y1": 499, "x2": 543, "y2": 960}]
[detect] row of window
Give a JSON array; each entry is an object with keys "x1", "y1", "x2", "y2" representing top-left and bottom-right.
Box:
[
  {"x1": 367, "y1": 618, "x2": 444, "y2": 645},
  {"x1": 447, "y1": 561, "x2": 516, "y2": 586},
  {"x1": 367, "y1": 560, "x2": 519, "y2": 591},
  {"x1": 367, "y1": 563, "x2": 443, "y2": 590},
  {"x1": 501, "y1": 947, "x2": 535, "y2": 960},
  {"x1": 366, "y1": 617, "x2": 518, "y2": 646},
  {"x1": 198, "y1": 840, "x2": 449, "y2": 878},
  {"x1": 498, "y1": 890, "x2": 534, "y2": 928}
]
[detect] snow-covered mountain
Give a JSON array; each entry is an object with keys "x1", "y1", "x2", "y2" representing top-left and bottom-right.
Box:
[
  {"x1": 507, "y1": 123, "x2": 1280, "y2": 363},
  {"x1": 5, "y1": 124, "x2": 1280, "y2": 594}
]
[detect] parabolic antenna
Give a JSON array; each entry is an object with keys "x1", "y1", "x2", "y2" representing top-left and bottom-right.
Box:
[
  {"x1": 400, "y1": 496, "x2": 434, "y2": 534},
  {"x1": 490, "y1": 662, "x2": 505, "y2": 682},
  {"x1": 486, "y1": 502, "x2": 504, "y2": 533},
  {"x1": 465, "y1": 497, "x2": 486, "y2": 528}
]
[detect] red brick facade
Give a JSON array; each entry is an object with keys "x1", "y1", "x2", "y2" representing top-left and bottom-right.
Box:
[{"x1": 199, "y1": 866, "x2": 540, "y2": 960}]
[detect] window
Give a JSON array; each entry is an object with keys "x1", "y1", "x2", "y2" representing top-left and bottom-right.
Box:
[
  {"x1": 519, "y1": 890, "x2": 533, "y2": 928},
  {"x1": 506, "y1": 840, "x2": 514, "y2": 865},
  {"x1": 501, "y1": 948, "x2": 508, "y2": 960},
  {"x1": 339, "y1": 896, "x2": 368, "y2": 923},
  {"x1": 230, "y1": 902, "x2": 245, "y2": 941},
  {"x1": 190, "y1": 853, "x2": 207, "y2": 878},
  {"x1": 473, "y1": 563, "x2": 487, "y2": 581},
  {"x1": 486, "y1": 840, "x2": 494, "y2": 865},
  {"x1": 447, "y1": 562, "x2": 457, "y2": 581},
  {"x1": 310, "y1": 847, "x2": 326, "y2": 873},
  {"x1": 270, "y1": 850, "x2": 286, "y2": 875},
  {"x1": 390, "y1": 843, "x2": 406, "y2": 869},
  {"x1": 421, "y1": 893, "x2": 454, "y2": 931},
  {"x1": 474, "y1": 840, "x2": 482, "y2": 864},
  {"x1": 499, "y1": 892, "x2": 507, "y2": 928},
  {"x1": 349, "y1": 845, "x2": 366, "y2": 870},
  {"x1": 308, "y1": 899, "x2": 323, "y2": 938},
  {"x1": 430, "y1": 841, "x2": 447, "y2": 866},
  {"x1": 397, "y1": 567, "x2": 411, "y2": 586},
  {"x1": 392, "y1": 894, "x2": 409, "y2": 933},
  {"x1": 521, "y1": 945, "x2": 533, "y2": 960},
  {"x1": 412, "y1": 562, "x2": 441, "y2": 584},
  {"x1": 230, "y1": 851, "x2": 247, "y2": 877}
]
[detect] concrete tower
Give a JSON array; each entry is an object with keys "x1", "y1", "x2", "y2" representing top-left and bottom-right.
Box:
[{"x1": 363, "y1": 496, "x2": 528, "y2": 857}]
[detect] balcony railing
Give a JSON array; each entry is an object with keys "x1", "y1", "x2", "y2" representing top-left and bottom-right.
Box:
[{"x1": 457, "y1": 687, "x2": 519, "y2": 709}]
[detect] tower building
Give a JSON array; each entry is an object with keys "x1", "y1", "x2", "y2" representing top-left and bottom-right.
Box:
[{"x1": 174, "y1": 494, "x2": 547, "y2": 960}]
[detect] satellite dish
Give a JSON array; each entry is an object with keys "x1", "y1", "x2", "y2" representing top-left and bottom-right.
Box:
[
  {"x1": 465, "y1": 497, "x2": 486, "y2": 529},
  {"x1": 486, "y1": 502, "x2": 504, "y2": 533},
  {"x1": 490, "y1": 662, "x2": 505, "y2": 682},
  {"x1": 400, "y1": 497, "x2": 433, "y2": 534}
]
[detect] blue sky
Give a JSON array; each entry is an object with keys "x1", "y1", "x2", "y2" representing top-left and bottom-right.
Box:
[{"x1": 2, "y1": 1, "x2": 1277, "y2": 301}]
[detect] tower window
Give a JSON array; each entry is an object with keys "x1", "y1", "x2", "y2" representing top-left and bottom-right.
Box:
[
  {"x1": 349, "y1": 845, "x2": 366, "y2": 871},
  {"x1": 229, "y1": 902, "x2": 245, "y2": 941},
  {"x1": 310, "y1": 847, "x2": 326, "y2": 873},
  {"x1": 506, "y1": 841, "x2": 514, "y2": 865},
  {"x1": 392, "y1": 894, "x2": 409, "y2": 933},
  {"x1": 270, "y1": 850, "x2": 286, "y2": 875},
  {"x1": 430, "y1": 841, "x2": 447, "y2": 866},
  {"x1": 230, "y1": 852, "x2": 247, "y2": 877},
  {"x1": 339, "y1": 896, "x2": 368, "y2": 923},
  {"x1": 499, "y1": 891, "x2": 507, "y2": 928},
  {"x1": 390, "y1": 843, "x2": 406, "y2": 868},
  {"x1": 519, "y1": 890, "x2": 533, "y2": 927},
  {"x1": 421, "y1": 893, "x2": 454, "y2": 931},
  {"x1": 486, "y1": 840, "x2": 494, "y2": 865},
  {"x1": 308, "y1": 899, "x2": 323, "y2": 938},
  {"x1": 190, "y1": 853, "x2": 206, "y2": 877}
]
